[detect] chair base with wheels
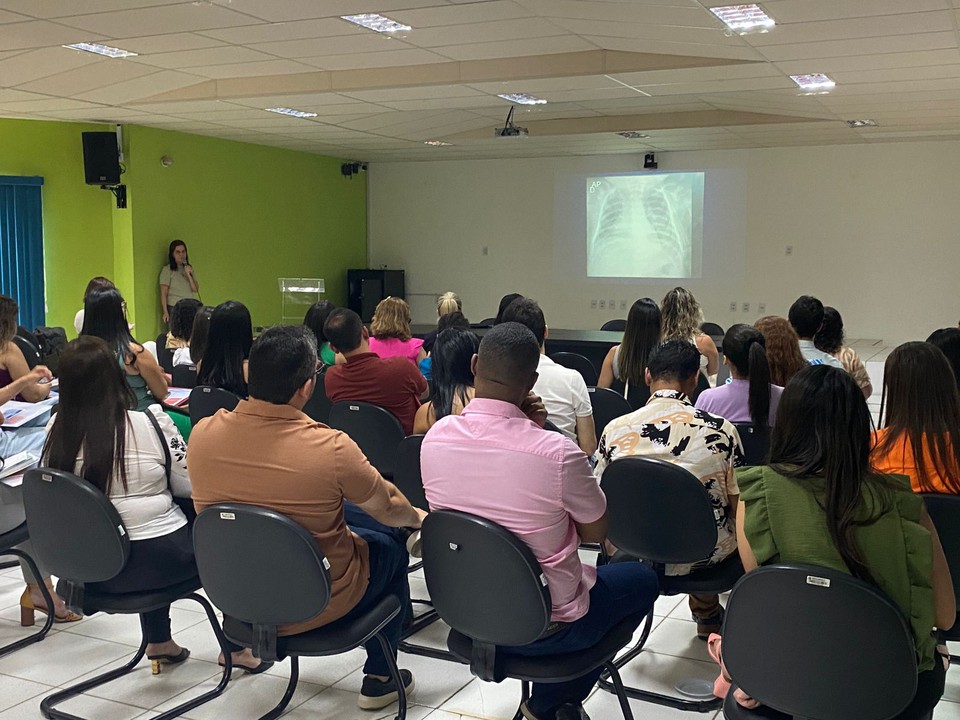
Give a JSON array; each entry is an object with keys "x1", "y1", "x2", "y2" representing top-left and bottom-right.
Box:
[
  {"x1": 222, "y1": 596, "x2": 406, "y2": 720},
  {"x1": 0, "y1": 524, "x2": 54, "y2": 659},
  {"x1": 40, "y1": 578, "x2": 232, "y2": 720}
]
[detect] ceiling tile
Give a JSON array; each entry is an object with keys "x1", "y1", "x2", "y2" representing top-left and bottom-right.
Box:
[
  {"x1": 0, "y1": 20, "x2": 107, "y2": 51},
  {"x1": 761, "y1": 0, "x2": 948, "y2": 24},
  {"x1": 219, "y1": 0, "x2": 449, "y2": 23},
  {"x1": 74, "y1": 69, "x2": 206, "y2": 104},
  {"x1": 248, "y1": 32, "x2": 402, "y2": 59},
  {"x1": 0, "y1": 0, "x2": 191, "y2": 19},
  {"x1": 0, "y1": 46, "x2": 103, "y2": 87},
  {"x1": 391, "y1": 2, "x2": 533, "y2": 27},
  {"x1": 110, "y1": 33, "x2": 227, "y2": 55},
  {"x1": 746, "y1": 11, "x2": 953, "y2": 47},
  {"x1": 402, "y1": 17, "x2": 568, "y2": 49},
  {"x1": 16, "y1": 59, "x2": 158, "y2": 96},
  {"x1": 55, "y1": 4, "x2": 260, "y2": 37},
  {"x1": 131, "y1": 46, "x2": 278, "y2": 70},
  {"x1": 433, "y1": 35, "x2": 595, "y2": 61},
  {"x1": 756, "y1": 32, "x2": 959, "y2": 62},
  {"x1": 184, "y1": 59, "x2": 318, "y2": 79},
  {"x1": 298, "y1": 48, "x2": 450, "y2": 71},
  {"x1": 198, "y1": 18, "x2": 358, "y2": 45}
]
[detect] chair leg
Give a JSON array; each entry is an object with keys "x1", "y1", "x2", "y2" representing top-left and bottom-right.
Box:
[
  {"x1": 376, "y1": 631, "x2": 407, "y2": 720},
  {"x1": 40, "y1": 594, "x2": 233, "y2": 720},
  {"x1": 596, "y1": 608, "x2": 720, "y2": 713},
  {"x1": 604, "y1": 660, "x2": 635, "y2": 720},
  {"x1": 399, "y1": 604, "x2": 464, "y2": 663},
  {"x1": 0, "y1": 549, "x2": 54, "y2": 659},
  {"x1": 257, "y1": 657, "x2": 300, "y2": 720}
]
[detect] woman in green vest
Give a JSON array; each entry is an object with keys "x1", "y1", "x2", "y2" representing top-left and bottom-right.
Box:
[{"x1": 734, "y1": 365, "x2": 954, "y2": 719}]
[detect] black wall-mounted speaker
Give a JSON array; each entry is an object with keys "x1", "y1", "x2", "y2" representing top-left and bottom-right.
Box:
[{"x1": 81, "y1": 132, "x2": 121, "y2": 185}]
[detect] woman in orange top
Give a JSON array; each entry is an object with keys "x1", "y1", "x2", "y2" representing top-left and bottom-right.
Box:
[{"x1": 873, "y1": 341, "x2": 960, "y2": 494}]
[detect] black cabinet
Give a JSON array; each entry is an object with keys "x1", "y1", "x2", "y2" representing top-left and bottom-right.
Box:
[{"x1": 347, "y1": 269, "x2": 405, "y2": 322}]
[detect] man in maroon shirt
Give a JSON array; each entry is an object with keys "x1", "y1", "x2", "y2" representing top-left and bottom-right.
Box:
[{"x1": 324, "y1": 308, "x2": 426, "y2": 434}]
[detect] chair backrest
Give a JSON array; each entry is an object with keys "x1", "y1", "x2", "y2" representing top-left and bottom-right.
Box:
[
  {"x1": 700, "y1": 321, "x2": 724, "y2": 338},
  {"x1": 22, "y1": 468, "x2": 129, "y2": 583},
  {"x1": 393, "y1": 435, "x2": 428, "y2": 511},
  {"x1": 588, "y1": 386, "x2": 633, "y2": 439},
  {"x1": 328, "y1": 401, "x2": 405, "y2": 477},
  {"x1": 543, "y1": 419, "x2": 563, "y2": 434},
  {"x1": 600, "y1": 319, "x2": 627, "y2": 332},
  {"x1": 920, "y1": 493, "x2": 960, "y2": 606},
  {"x1": 171, "y1": 364, "x2": 198, "y2": 389},
  {"x1": 733, "y1": 423, "x2": 771, "y2": 466},
  {"x1": 599, "y1": 456, "x2": 717, "y2": 563},
  {"x1": 716, "y1": 359, "x2": 731, "y2": 386},
  {"x1": 189, "y1": 385, "x2": 240, "y2": 425},
  {"x1": 722, "y1": 564, "x2": 918, "y2": 720},
  {"x1": 476, "y1": 317, "x2": 497, "y2": 328},
  {"x1": 302, "y1": 368, "x2": 333, "y2": 425},
  {"x1": 422, "y1": 510, "x2": 550, "y2": 647},
  {"x1": 193, "y1": 504, "x2": 330, "y2": 627},
  {"x1": 550, "y1": 352, "x2": 598, "y2": 386},
  {"x1": 12, "y1": 334, "x2": 40, "y2": 370},
  {"x1": 155, "y1": 332, "x2": 175, "y2": 374},
  {"x1": 689, "y1": 371, "x2": 710, "y2": 403}
]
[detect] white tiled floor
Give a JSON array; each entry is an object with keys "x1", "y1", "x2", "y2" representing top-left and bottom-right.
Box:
[{"x1": 1, "y1": 562, "x2": 959, "y2": 720}]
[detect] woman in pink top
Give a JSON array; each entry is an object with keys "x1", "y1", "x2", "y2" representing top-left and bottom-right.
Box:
[{"x1": 368, "y1": 297, "x2": 426, "y2": 365}]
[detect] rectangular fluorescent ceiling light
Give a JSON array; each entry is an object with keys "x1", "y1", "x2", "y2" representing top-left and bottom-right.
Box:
[
  {"x1": 341, "y1": 13, "x2": 411, "y2": 33},
  {"x1": 265, "y1": 107, "x2": 318, "y2": 118},
  {"x1": 617, "y1": 131, "x2": 650, "y2": 139},
  {"x1": 709, "y1": 4, "x2": 775, "y2": 34},
  {"x1": 424, "y1": 140, "x2": 452, "y2": 146},
  {"x1": 498, "y1": 93, "x2": 547, "y2": 105},
  {"x1": 846, "y1": 119, "x2": 878, "y2": 128},
  {"x1": 63, "y1": 42, "x2": 138, "y2": 58},
  {"x1": 790, "y1": 73, "x2": 835, "y2": 92}
]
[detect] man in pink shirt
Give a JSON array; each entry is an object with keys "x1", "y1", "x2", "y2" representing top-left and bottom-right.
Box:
[{"x1": 421, "y1": 323, "x2": 658, "y2": 720}]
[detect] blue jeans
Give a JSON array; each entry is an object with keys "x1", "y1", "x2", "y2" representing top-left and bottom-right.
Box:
[
  {"x1": 341, "y1": 503, "x2": 411, "y2": 677},
  {"x1": 500, "y1": 562, "x2": 659, "y2": 716}
]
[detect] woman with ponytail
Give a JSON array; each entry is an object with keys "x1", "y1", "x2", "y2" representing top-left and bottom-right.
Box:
[{"x1": 695, "y1": 324, "x2": 781, "y2": 427}]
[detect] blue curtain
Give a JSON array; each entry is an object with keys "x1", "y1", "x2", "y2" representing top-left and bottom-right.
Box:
[{"x1": 0, "y1": 176, "x2": 44, "y2": 330}]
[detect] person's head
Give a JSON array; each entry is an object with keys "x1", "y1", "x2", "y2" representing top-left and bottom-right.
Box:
[
  {"x1": 196, "y1": 300, "x2": 252, "y2": 397},
  {"x1": 770, "y1": 365, "x2": 885, "y2": 581},
  {"x1": 170, "y1": 298, "x2": 203, "y2": 342},
  {"x1": 787, "y1": 295, "x2": 824, "y2": 339},
  {"x1": 370, "y1": 296, "x2": 412, "y2": 341},
  {"x1": 430, "y1": 327, "x2": 481, "y2": 422},
  {"x1": 645, "y1": 339, "x2": 702, "y2": 396},
  {"x1": 82, "y1": 276, "x2": 114, "y2": 303},
  {"x1": 926, "y1": 328, "x2": 960, "y2": 391},
  {"x1": 43, "y1": 337, "x2": 135, "y2": 495},
  {"x1": 500, "y1": 297, "x2": 546, "y2": 348},
  {"x1": 877, "y1": 341, "x2": 960, "y2": 493},
  {"x1": 723, "y1": 324, "x2": 772, "y2": 428},
  {"x1": 188, "y1": 307, "x2": 213, "y2": 365},
  {"x1": 660, "y1": 287, "x2": 703, "y2": 342},
  {"x1": 303, "y1": 300, "x2": 336, "y2": 345},
  {"x1": 473, "y1": 322, "x2": 540, "y2": 406},
  {"x1": 437, "y1": 311, "x2": 470, "y2": 333},
  {"x1": 754, "y1": 315, "x2": 807, "y2": 387},
  {"x1": 168, "y1": 240, "x2": 189, "y2": 270},
  {"x1": 619, "y1": 298, "x2": 661, "y2": 387},
  {"x1": 437, "y1": 291, "x2": 462, "y2": 318},
  {"x1": 323, "y1": 308, "x2": 365, "y2": 354},
  {"x1": 81, "y1": 286, "x2": 136, "y2": 359},
  {"x1": 0, "y1": 295, "x2": 18, "y2": 345},
  {"x1": 814, "y1": 306, "x2": 844, "y2": 355},
  {"x1": 248, "y1": 325, "x2": 318, "y2": 408},
  {"x1": 495, "y1": 293, "x2": 523, "y2": 324}
]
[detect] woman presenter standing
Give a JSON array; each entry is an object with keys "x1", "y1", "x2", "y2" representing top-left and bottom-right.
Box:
[{"x1": 159, "y1": 240, "x2": 199, "y2": 326}]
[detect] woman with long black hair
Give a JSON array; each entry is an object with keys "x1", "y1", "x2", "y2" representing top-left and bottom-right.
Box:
[
  {"x1": 159, "y1": 240, "x2": 199, "y2": 326},
  {"x1": 696, "y1": 324, "x2": 780, "y2": 427},
  {"x1": 598, "y1": 297, "x2": 661, "y2": 407},
  {"x1": 413, "y1": 327, "x2": 479, "y2": 434},
  {"x1": 196, "y1": 300, "x2": 252, "y2": 398},
  {"x1": 734, "y1": 365, "x2": 954, "y2": 718}
]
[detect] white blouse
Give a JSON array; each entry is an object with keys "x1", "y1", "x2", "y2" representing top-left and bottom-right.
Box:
[{"x1": 46, "y1": 405, "x2": 190, "y2": 541}]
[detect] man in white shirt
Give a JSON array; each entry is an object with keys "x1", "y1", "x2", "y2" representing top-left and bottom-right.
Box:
[
  {"x1": 501, "y1": 298, "x2": 597, "y2": 455},
  {"x1": 788, "y1": 295, "x2": 843, "y2": 368}
]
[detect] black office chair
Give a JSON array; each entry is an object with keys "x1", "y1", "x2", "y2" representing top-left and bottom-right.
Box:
[
  {"x1": 597, "y1": 456, "x2": 744, "y2": 712},
  {"x1": 588, "y1": 386, "x2": 633, "y2": 440},
  {"x1": 422, "y1": 510, "x2": 641, "y2": 720},
  {"x1": 155, "y1": 332, "x2": 175, "y2": 374},
  {"x1": 716, "y1": 360, "x2": 731, "y2": 386},
  {"x1": 12, "y1": 334, "x2": 41, "y2": 370},
  {"x1": 328, "y1": 401, "x2": 405, "y2": 479},
  {"x1": 700, "y1": 322, "x2": 724, "y2": 339},
  {"x1": 690, "y1": 372, "x2": 711, "y2": 404},
  {"x1": 302, "y1": 368, "x2": 333, "y2": 425},
  {"x1": 733, "y1": 423, "x2": 771, "y2": 466},
  {"x1": 22, "y1": 468, "x2": 231, "y2": 720},
  {"x1": 0, "y1": 522, "x2": 55, "y2": 658},
  {"x1": 921, "y1": 493, "x2": 960, "y2": 663},
  {"x1": 189, "y1": 385, "x2": 240, "y2": 425},
  {"x1": 550, "y1": 352, "x2": 598, "y2": 386},
  {"x1": 194, "y1": 503, "x2": 407, "y2": 720},
  {"x1": 544, "y1": 419, "x2": 563, "y2": 434},
  {"x1": 601, "y1": 319, "x2": 627, "y2": 332},
  {"x1": 170, "y1": 364, "x2": 198, "y2": 389},
  {"x1": 476, "y1": 317, "x2": 497, "y2": 327},
  {"x1": 721, "y1": 564, "x2": 918, "y2": 720}
]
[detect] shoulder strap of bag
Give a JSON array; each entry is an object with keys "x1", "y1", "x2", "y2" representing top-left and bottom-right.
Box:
[{"x1": 144, "y1": 409, "x2": 172, "y2": 485}]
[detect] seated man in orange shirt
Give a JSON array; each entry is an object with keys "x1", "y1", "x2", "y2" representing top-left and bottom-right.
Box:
[{"x1": 188, "y1": 325, "x2": 425, "y2": 710}]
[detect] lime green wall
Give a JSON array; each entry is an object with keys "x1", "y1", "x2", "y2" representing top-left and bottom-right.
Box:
[
  {"x1": 123, "y1": 126, "x2": 367, "y2": 340},
  {"x1": 0, "y1": 118, "x2": 116, "y2": 333}
]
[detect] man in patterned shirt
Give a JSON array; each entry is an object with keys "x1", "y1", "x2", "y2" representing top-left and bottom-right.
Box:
[{"x1": 594, "y1": 339, "x2": 743, "y2": 639}]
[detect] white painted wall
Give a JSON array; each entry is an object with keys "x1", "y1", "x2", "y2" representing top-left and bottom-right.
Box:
[{"x1": 368, "y1": 141, "x2": 960, "y2": 345}]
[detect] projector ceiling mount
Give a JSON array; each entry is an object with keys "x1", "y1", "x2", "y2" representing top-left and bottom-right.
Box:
[{"x1": 495, "y1": 106, "x2": 528, "y2": 138}]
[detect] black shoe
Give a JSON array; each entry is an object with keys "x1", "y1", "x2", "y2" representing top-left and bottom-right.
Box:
[
  {"x1": 695, "y1": 607, "x2": 725, "y2": 640},
  {"x1": 218, "y1": 658, "x2": 274, "y2": 675},
  {"x1": 358, "y1": 669, "x2": 414, "y2": 710},
  {"x1": 554, "y1": 703, "x2": 590, "y2": 720}
]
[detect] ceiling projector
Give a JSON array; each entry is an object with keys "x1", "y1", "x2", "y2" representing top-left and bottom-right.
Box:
[{"x1": 495, "y1": 106, "x2": 528, "y2": 138}]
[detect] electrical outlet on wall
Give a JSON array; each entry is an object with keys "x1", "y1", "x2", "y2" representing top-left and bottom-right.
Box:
[
  {"x1": 729, "y1": 302, "x2": 737, "y2": 312},
  {"x1": 758, "y1": 302, "x2": 767, "y2": 313},
  {"x1": 591, "y1": 299, "x2": 598, "y2": 310},
  {"x1": 599, "y1": 300, "x2": 606, "y2": 310},
  {"x1": 785, "y1": 245, "x2": 793, "y2": 256},
  {"x1": 742, "y1": 302, "x2": 751, "y2": 313},
  {"x1": 608, "y1": 298, "x2": 615, "y2": 310},
  {"x1": 481, "y1": 246, "x2": 489, "y2": 256},
  {"x1": 620, "y1": 300, "x2": 627, "y2": 311}
]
